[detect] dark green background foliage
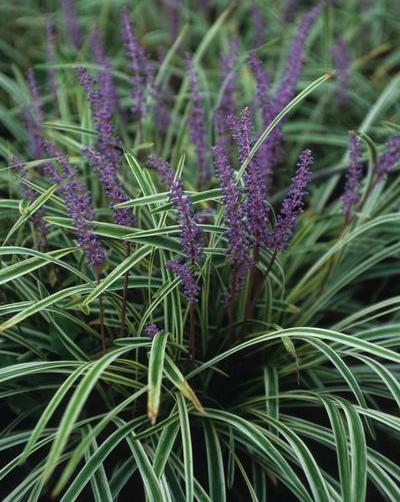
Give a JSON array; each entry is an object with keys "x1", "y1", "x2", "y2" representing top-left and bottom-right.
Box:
[{"x1": 1, "y1": 1, "x2": 400, "y2": 501}]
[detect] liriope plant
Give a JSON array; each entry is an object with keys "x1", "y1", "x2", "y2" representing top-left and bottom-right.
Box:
[{"x1": 1, "y1": 1, "x2": 400, "y2": 501}]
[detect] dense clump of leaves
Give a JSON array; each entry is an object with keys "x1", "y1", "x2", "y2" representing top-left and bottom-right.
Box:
[{"x1": 1, "y1": 1, "x2": 400, "y2": 501}]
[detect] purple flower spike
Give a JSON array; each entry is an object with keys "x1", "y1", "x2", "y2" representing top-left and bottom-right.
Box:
[
  {"x1": 228, "y1": 108, "x2": 270, "y2": 247},
  {"x1": 27, "y1": 69, "x2": 43, "y2": 124},
  {"x1": 251, "y1": 3, "x2": 267, "y2": 48},
  {"x1": 24, "y1": 70, "x2": 47, "y2": 161},
  {"x1": 331, "y1": 38, "x2": 350, "y2": 105},
  {"x1": 282, "y1": 0, "x2": 300, "y2": 23},
  {"x1": 121, "y1": 8, "x2": 149, "y2": 123},
  {"x1": 248, "y1": 52, "x2": 272, "y2": 131},
  {"x1": 342, "y1": 132, "x2": 362, "y2": 221},
  {"x1": 42, "y1": 141, "x2": 106, "y2": 265},
  {"x1": 270, "y1": 149, "x2": 313, "y2": 251},
  {"x1": 167, "y1": 260, "x2": 199, "y2": 304},
  {"x1": 147, "y1": 155, "x2": 203, "y2": 263},
  {"x1": 162, "y1": 0, "x2": 180, "y2": 40},
  {"x1": 228, "y1": 107, "x2": 252, "y2": 164},
  {"x1": 213, "y1": 144, "x2": 248, "y2": 265},
  {"x1": 213, "y1": 143, "x2": 251, "y2": 297},
  {"x1": 75, "y1": 67, "x2": 120, "y2": 169},
  {"x1": 60, "y1": 0, "x2": 81, "y2": 50},
  {"x1": 82, "y1": 147, "x2": 135, "y2": 227},
  {"x1": 186, "y1": 55, "x2": 209, "y2": 182},
  {"x1": 10, "y1": 156, "x2": 48, "y2": 246},
  {"x1": 275, "y1": 3, "x2": 322, "y2": 112},
  {"x1": 90, "y1": 26, "x2": 117, "y2": 121},
  {"x1": 375, "y1": 135, "x2": 400, "y2": 181},
  {"x1": 46, "y1": 18, "x2": 58, "y2": 98},
  {"x1": 215, "y1": 37, "x2": 238, "y2": 142},
  {"x1": 144, "y1": 323, "x2": 160, "y2": 339},
  {"x1": 249, "y1": 52, "x2": 282, "y2": 187}
]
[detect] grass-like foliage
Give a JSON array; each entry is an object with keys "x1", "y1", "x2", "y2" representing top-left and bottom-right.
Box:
[{"x1": 1, "y1": 0, "x2": 400, "y2": 500}]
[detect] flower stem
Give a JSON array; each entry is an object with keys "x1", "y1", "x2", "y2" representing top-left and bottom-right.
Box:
[
  {"x1": 247, "y1": 248, "x2": 278, "y2": 322},
  {"x1": 244, "y1": 245, "x2": 260, "y2": 324}
]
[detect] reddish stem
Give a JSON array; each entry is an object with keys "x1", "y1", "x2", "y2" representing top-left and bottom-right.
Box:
[
  {"x1": 247, "y1": 249, "x2": 277, "y2": 322},
  {"x1": 244, "y1": 245, "x2": 260, "y2": 324}
]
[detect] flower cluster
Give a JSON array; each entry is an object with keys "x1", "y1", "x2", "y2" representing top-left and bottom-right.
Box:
[
  {"x1": 121, "y1": 8, "x2": 150, "y2": 123},
  {"x1": 229, "y1": 107, "x2": 270, "y2": 248},
  {"x1": 166, "y1": 260, "x2": 200, "y2": 304},
  {"x1": 162, "y1": 0, "x2": 180, "y2": 40},
  {"x1": 342, "y1": 132, "x2": 362, "y2": 221},
  {"x1": 375, "y1": 135, "x2": 400, "y2": 181},
  {"x1": 46, "y1": 17, "x2": 57, "y2": 98},
  {"x1": 332, "y1": 38, "x2": 350, "y2": 105},
  {"x1": 144, "y1": 323, "x2": 161, "y2": 339},
  {"x1": 42, "y1": 141, "x2": 106, "y2": 265},
  {"x1": 251, "y1": 3, "x2": 267, "y2": 48},
  {"x1": 249, "y1": 51, "x2": 281, "y2": 188},
  {"x1": 213, "y1": 143, "x2": 251, "y2": 297},
  {"x1": 60, "y1": 0, "x2": 81, "y2": 50},
  {"x1": 269, "y1": 149, "x2": 313, "y2": 250},
  {"x1": 215, "y1": 37, "x2": 238, "y2": 143},
  {"x1": 90, "y1": 26, "x2": 117, "y2": 122},
  {"x1": 147, "y1": 155, "x2": 203, "y2": 263},
  {"x1": 275, "y1": 3, "x2": 323, "y2": 112},
  {"x1": 26, "y1": 69, "x2": 43, "y2": 124},
  {"x1": 282, "y1": 0, "x2": 300, "y2": 23},
  {"x1": 10, "y1": 156, "x2": 48, "y2": 246},
  {"x1": 187, "y1": 55, "x2": 209, "y2": 182},
  {"x1": 82, "y1": 148, "x2": 135, "y2": 227},
  {"x1": 75, "y1": 67, "x2": 119, "y2": 165},
  {"x1": 148, "y1": 154, "x2": 203, "y2": 304}
]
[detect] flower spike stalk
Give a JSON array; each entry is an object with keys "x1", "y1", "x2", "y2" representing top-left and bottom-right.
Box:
[
  {"x1": 187, "y1": 55, "x2": 210, "y2": 183},
  {"x1": 148, "y1": 154, "x2": 203, "y2": 358},
  {"x1": 342, "y1": 132, "x2": 362, "y2": 223}
]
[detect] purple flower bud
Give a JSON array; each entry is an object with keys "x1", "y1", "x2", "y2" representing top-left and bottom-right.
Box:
[
  {"x1": 215, "y1": 37, "x2": 238, "y2": 144},
  {"x1": 10, "y1": 156, "x2": 48, "y2": 246},
  {"x1": 26, "y1": 69, "x2": 43, "y2": 124},
  {"x1": 121, "y1": 8, "x2": 149, "y2": 123},
  {"x1": 282, "y1": 0, "x2": 300, "y2": 23},
  {"x1": 90, "y1": 26, "x2": 117, "y2": 121},
  {"x1": 60, "y1": 0, "x2": 82, "y2": 50},
  {"x1": 82, "y1": 147, "x2": 136, "y2": 227},
  {"x1": 269, "y1": 149, "x2": 313, "y2": 250},
  {"x1": 331, "y1": 38, "x2": 350, "y2": 105},
  {"x1": 42, "y1": 141, "x2": 106, "y2": 265},
  {"x1": 46, "y1": 17, "x2": 58, "y2": 98},
  {"x1": 162, "y1": 0, "x2": 180, "y2": 40},
  {"x1": 228, "y1": 108, "x2": 270, "y2": 247},
  {"x1": 213, "y1": 143, "x2": 252, "y2": 298},
  {"x1": 144, "y1": 323, "x2": 161, "y2": 339},
  {"x1": 375, "y1": 135, "x2": 400, "y2": 181},
  {"x1": 75, "y1": 66, "x2": 120, "y2": 169},
  {"x1": 342, "y1": 132, "x2": 362, "y2": 221},
  {"x1": 249, "y1": 52, "x2": 271, "y2": 127},
  {"x1": 275, "y1": 3, "x2": 323, "y2": 112},
  {"x1": 213, "y1": 144, "x2": 248, "y2": 265},
  {"x1": 24, "y1": 70, "x2": 46, "y2": 161},
  {"x1": 147, "y1": 155, "x2": 203, "y2": 263},
  {"x1": 186, "y1": 55, "x2": 210, "y2": 182},
  {"x1": 251, "y1": 3, "x2": 267, "y2": 48},
  {"x1": 249, "y1": 52, "x2": 283, "y2": 188},
  {"x1": 167, "y1": 260, "x2": 199, "y2": 304}
]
